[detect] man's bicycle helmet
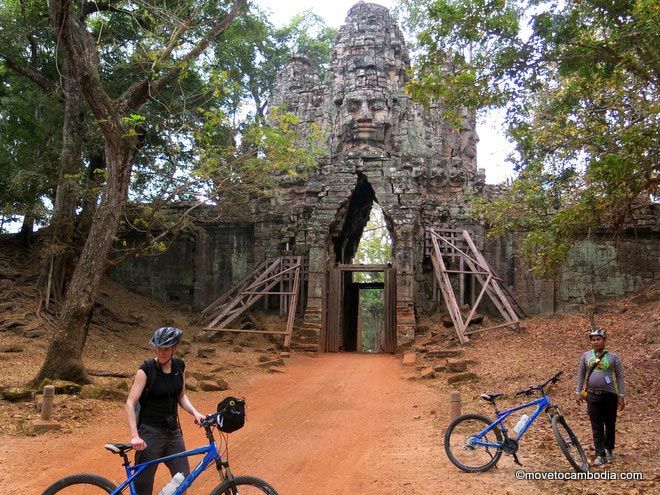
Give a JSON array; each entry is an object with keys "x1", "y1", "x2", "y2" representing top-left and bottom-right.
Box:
[
  {"x1": 589, "y1": 328, "x2": 607, "y2": 339},
  {"x1": 150, "y1": 326, "x2": 183, "y2": 348}
]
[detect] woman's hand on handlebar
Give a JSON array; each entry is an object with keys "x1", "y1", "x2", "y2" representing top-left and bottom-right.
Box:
[{"x1": 193, "y1": 411, "x2": 207, "y2": 425}]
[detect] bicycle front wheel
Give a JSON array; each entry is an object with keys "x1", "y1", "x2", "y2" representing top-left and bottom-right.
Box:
[
  {"x1": 551, "y1": 414, "x2": 589, "y2": 472},
  {"x1": 444, "y1": 413, "x2": 503, "y2": 473},
  {"x1": 41, "y1": 474, "x2": 117, "y2": 495},
  {"x1": 210, "y1": 475, "x2": 278, "y2": 495}
]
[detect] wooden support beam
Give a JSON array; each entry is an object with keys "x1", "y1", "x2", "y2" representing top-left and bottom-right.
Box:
[
  {"x1": 284, "y1": 260, "x2": 301, "y2": 348},
  {"x1": 211, "y1": 328, "x2": 292, "y2": 335},
  {"x1": 464, "y1": 321, "x2": 520, "y2": 336},
  {"x1": 427, "y1": 227, "x2": 525, "y2": 344},
  {"x1": 431, "y1": 234, "x2": 469, "y2": 344},
  {"x1": 201, "y1": 256, "x2": 303, "y2": 346},
  {"x1": 462, "y1": 230, "x2": 520, "y2": 325},
  {"x1": 336, "y1": 263, "x2": 390, "y2": 272}
]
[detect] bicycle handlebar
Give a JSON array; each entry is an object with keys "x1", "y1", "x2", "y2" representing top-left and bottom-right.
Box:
[
  {"x1": 200, "y1": 412, "x2": 223, "y2": 429},
  {"x1": 514, "y1": 371, "x2": 563, "y2": 397}
]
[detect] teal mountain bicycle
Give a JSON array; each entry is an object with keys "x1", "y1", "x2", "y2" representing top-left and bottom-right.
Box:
[
  {"x1": 444, "y1": 371, "x2": 589, "y2": 473},
  {"x1": 41, "y1": 408, "x2": 277, "y2": 495}
]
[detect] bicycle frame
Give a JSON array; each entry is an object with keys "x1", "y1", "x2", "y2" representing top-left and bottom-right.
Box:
[
  {"x1": 112, "y1": 441, "x2": 222, "y2": 495},
  {"x1": 472, "y1": 395, "x2": 554, "y2": 448}
]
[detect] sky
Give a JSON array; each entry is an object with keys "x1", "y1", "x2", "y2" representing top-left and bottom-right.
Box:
[{"x1": 253, "y1": 0, "x2": 516, "y2": 184}]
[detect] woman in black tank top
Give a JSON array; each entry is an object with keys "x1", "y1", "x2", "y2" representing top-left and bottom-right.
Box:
[{"x1": 124, "y1": 327, "x2": 207, "y2": 494}]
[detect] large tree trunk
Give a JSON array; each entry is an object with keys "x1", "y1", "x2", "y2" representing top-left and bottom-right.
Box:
[
  {"x1": 34, "y1": 0, "x2": 247, "y2": 385},
  {"x1": 18, "y1": 210, "x2": 35, "y2": 247},
  {"x1": 40, "y1": 55, "x2": 85, "y2": 307},
  {"x1": 76, "y1": 151, "x2": 105, "y2": 236},
  {"x1": 32, "y1": 138, "x2": 135, "y2": 384}
]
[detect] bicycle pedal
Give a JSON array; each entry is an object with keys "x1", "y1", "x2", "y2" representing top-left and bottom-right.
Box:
[{"x1": 513, "y1": 454, "x2": 523, "y2": 466}]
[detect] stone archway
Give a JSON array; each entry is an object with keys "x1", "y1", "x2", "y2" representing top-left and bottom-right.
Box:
[{"x1": 321, "y1": 175, "x2": 398, "y2": 353}]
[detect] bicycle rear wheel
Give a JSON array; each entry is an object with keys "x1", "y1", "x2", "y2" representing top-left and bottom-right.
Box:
[
  {"x1": 444, "y1": 413, "x2": 504, "y2": 473},
  {"x1": 41, "y1": 474, "x2": 116, "y2": 495},
  {"x1": 210, "y1": 475, "x2": 278, "y2": 495},
  {"x1": 551, "y1": 414, "x2": 589, "y2": 472}
]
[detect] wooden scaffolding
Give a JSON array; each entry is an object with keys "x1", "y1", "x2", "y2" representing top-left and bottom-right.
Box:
[
  {"x1": 198, "y1": 256, "x2": 302, "y2": 348},
  {"x1": 427, "y1": 228, "x2": 525, "y2": 344}
]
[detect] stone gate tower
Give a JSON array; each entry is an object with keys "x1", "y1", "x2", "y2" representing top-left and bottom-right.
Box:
[
  {"x1": 257, "y1": 2, "x2": 484, "y2": 349},
  {"x1": 110, "y1": 2, "x2": 658, "y2": 348}
]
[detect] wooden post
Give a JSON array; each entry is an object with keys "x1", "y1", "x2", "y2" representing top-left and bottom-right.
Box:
[
  {"x1": 41, "y1": 385, "x2": 55, "y2": 420},
  {"x1": 450, "y1": 390, "x2": 461, "y2": 420}
]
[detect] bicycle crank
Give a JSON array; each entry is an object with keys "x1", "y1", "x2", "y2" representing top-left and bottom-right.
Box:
[{"x1": 502, "y1": 438, "x2": 519, "y2": 454}]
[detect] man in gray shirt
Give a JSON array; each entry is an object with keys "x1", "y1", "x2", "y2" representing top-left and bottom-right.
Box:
[{"x1": 576, "y1": 328, "x2": 625, "y2": 466}]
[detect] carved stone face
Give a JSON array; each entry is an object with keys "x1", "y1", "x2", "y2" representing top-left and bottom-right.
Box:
[{"x1": 338, "y1": 90, "x2": 392, "y2": 149}]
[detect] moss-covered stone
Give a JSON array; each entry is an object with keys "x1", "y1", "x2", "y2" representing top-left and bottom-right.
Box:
[
  {"x1": 39, "y1": 379, "x2": 82, "y2": 395},
  {"x1": 79, "y1": 385, "x2": 127, "y2": 401},
  {"x1": 1, "y1": 387, "x2": 34, "y2": 402}
]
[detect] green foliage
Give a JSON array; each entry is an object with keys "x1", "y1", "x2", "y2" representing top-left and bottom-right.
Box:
[
  {"x1": 0, "y1": 0, "x2": 61, "y2": 225},
  {"x1": 273, "y1": 11, "x2": 337, "y2": 80},
  {"x1": 1, "y1": 0, "x2": 335, "y2": 246},
  {"x1": 405, "y1": 0, "x2": 659, "y2": 276},
  {"x1": 360, "y1": 288, "x2": 384, "y2": 352},
  {"x1": 356, "y1": 206, "x2": 392, "y2": 278}
]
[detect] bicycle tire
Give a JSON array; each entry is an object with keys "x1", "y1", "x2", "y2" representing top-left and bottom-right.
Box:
[
  {"x1": 210, "y1": 475, "x2": 278, "y2": 495},
  {"x1": 551, "y1": 414, "x2": 589, "y2": 472},
  {"x1": 444, "y1": 413, "x2": 504, "y2": 473},
  {"x1": 41, "y1": 473, "x2": 117, "y2": 495}
]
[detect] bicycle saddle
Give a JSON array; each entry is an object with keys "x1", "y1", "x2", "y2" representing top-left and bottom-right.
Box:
[
  {"x1": 480, "y1": 393, "x2": 504, "y2": 402},
  {"x1": 105, "y1": 443, "x2": 133, "y2": 454}
]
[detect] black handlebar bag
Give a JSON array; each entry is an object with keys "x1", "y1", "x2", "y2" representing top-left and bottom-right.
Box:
[{"x1": 216, "y1": 396, "x2": 246, "y2": 433}]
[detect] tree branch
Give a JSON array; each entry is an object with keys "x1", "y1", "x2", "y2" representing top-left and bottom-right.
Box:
[
  {"x1": 49, "y1": 0, "x2": 119, "y2": 136},
  {"x1": 0, "y1": 53, "x2": 56, "y2": 94},
  {"x1": 116, "y1": 0, "x2": 248, "y2": 114}
]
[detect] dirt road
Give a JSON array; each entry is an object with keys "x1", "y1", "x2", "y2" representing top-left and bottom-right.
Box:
[{"x1": 2, "y1": 354, "x2": 542, "y2": 495}]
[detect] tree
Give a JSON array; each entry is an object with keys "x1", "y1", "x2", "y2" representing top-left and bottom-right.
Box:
[
  {"x1": 0, "y1": 0, "x2": 62, "y2": 244},
  {"x1": 32, "y1": 0, "x2": 248, "y2": 385},
  {"x1": 2, "y1": 1, "x2": 335, "y2": 292},
  {"x1": 403, "y1": 0, "x2": 659, "y2": 276}
]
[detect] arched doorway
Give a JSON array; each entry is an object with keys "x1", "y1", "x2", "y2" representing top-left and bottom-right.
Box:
[{"x1": 325, "y1": 176, "x2": 397, "y2": 353}]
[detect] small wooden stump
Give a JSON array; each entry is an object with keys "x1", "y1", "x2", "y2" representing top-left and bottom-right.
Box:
[{"x1": 450, "y1": 390, "x2": 461, "y2": 420}]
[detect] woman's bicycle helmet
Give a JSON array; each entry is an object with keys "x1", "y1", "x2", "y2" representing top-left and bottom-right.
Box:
[
  {"x1": 149, "y1": 326, "x2": 183, "y2": 348},
  {"x1": 589, "y1": 328, "x2": 607, "y2": 339}
]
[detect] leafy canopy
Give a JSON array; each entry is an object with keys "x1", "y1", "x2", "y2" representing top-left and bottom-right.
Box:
[{"x1": 404, "y1": 0, "x2": 659, "y2": 276}]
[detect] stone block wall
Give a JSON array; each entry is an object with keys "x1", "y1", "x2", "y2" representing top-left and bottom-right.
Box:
[{"x1": 110, "y1": 222, "x2": 254, "y2": 310}]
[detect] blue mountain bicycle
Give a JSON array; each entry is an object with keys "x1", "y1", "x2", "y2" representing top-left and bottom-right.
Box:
[
  {"x1": 444, "y1": 371, "x2": 588, "y2": 473},
  {"x1": 41, "y1": 408, "x2": 277, "y2": 495}
]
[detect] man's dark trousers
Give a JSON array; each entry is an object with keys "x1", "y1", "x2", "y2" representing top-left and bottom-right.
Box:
[{"x1": 586, "y1": 391, "x2": 619, "y2": 457}]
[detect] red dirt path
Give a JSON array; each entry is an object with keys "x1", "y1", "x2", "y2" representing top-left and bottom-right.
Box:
[
  {"x1": 2, "y1": 353, "x2": 543, "y2": 495},
  {"x1": 4, "y1": 348, "x2": 657, "y2": 495}
]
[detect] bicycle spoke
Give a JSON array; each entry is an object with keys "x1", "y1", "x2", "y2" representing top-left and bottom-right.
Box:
[
  {"x1": 445, "y1": 415, "x2": 503, "y2": 472},
  {"x1": 552, "y1": 415, "x2": 588, "y2": 472}
]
